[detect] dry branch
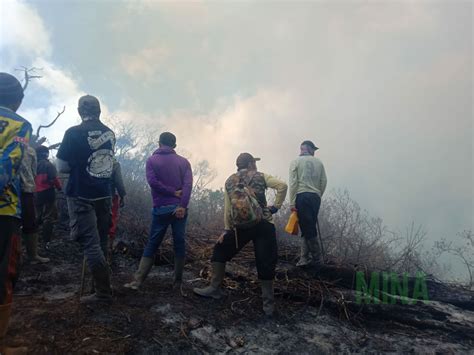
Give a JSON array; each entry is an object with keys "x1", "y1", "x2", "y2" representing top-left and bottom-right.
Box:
[
  {"x1": 15, "y1": 66, "x2": 42, "y2": 91},
  {"x1": 36, "y1": 106, "x2": 66, "y2": 138}
]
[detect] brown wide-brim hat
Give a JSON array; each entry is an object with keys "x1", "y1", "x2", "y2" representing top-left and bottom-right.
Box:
[{"x1": 236, "y1": 152, "x2": 261, "y2": 169}]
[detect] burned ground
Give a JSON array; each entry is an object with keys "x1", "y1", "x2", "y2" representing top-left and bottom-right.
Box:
[{"x1": 6, "y1": 231, "x2": 474, "y2": 354}]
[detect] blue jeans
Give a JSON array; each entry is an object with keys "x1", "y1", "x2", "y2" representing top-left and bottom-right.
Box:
[{"x1": 142, "y1": 206, "x2": 187, "y2": 258}]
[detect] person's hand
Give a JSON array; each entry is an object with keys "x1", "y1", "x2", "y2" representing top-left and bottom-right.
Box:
[
  {"x1": 269, "y1": 206, "x2": 278, "y2": 214},
  {"x1": 175, "y1": 190, "x2": 183, "y2": 197},
  {"x1": 119, "y1": 197, "x2": 125, "y2": 208},
  {"x1": 217, "y1": 231, "x2": 229, "y2": 244},
  {"x1": 290, "y1": 206, "x2": 297, "y2": 212},
  {"x1": 174, "y1": 206, "x2": 186, "y2": 219}
]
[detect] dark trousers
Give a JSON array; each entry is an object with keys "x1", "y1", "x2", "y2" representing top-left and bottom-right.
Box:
[
  {"x1": 20, "y1": 192, "x2": 38, "y2": 234},
  {"x1": 143, "y1": 207, "x2": 187, "y2": 258},
  {"x1": 295, "y1": 192, "x2": 321, "y2": 240},
  {"x1": 56, "y1": 193, "x2": 70, "y2": 232},
  {"x1": 67, "y1": 197, "x2": 112, "y2": 269},
  {"x1": 0, "y1": 217, "x2": 21, "y2": 304},
  {"x1": 96, "y1": 199, "x2": 112, "y2": 259},
  {"x1": 212, "y1": 220, "x2": 277, "y2": 280},
  {"x1": 36, "y1": 192, "x2": 58, "y2": 242},
  {"x1": 108, "y1": 194, "x2": 120, "y2": 241}
]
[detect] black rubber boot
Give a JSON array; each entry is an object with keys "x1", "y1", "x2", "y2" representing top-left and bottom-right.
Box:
[{"x1": 81, "y1": 264, "x2": 112, "y2": 304}]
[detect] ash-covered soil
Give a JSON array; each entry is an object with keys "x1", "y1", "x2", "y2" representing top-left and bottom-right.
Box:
[{"x1": 6, "y1": 234, "x2": 474, "y2": 354}]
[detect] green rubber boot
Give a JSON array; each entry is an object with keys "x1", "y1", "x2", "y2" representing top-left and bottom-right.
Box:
[
  {"x1": 24, "y1": 233, "x2": 50, "y2": 264},
  {"x1": 193, "y1": 262, "x2": 225, "y2": 299},
  {"x1": 124, "y1": 257, "x2": 154, "y2": 290},
  {"x1": 261, "y1": 280, "x2": 275, "y2": 317}
]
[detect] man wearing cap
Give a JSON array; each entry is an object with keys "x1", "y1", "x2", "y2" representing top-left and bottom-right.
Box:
[
  {"x1": 0, "y1": 72, "x2": 32, "y2": 350},
  {"x1": 57, "y1": 95, "x2": 115, "y2": 304},
  {"x1": 289, "y1": 140, "x2": 327, "y2": 267},
  {"x1": 124, "y1": 132, "x2": 192, "y2": 291},
  {"x1": 193, "y1": 153, "x2": 287, "y2": 318}
]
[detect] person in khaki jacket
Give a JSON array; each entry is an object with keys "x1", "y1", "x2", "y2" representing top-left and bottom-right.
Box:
[
  {"x1": 35, "y1": 145, "x2": 62, "y2": 245},
  {"x1": 19, "y1": 144, "x2": 50, "y2": 264},
  {"x1": 193, "y1": 153, "x2": 287, "y2": 318},
  {"x1": 289, "y1": 140, "x2": 327, "y2": 267}
]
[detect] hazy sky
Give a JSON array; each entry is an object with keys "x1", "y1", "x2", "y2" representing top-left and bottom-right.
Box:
[{"x1": 1, "y1": 0, "x2": 472, "y2": 249}]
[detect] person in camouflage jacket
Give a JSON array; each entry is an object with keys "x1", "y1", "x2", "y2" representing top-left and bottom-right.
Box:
[{"x1": 194, "y1": 153, "x2": 287, "y2": 317}]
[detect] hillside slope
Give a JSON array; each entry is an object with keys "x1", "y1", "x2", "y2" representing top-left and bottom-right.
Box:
[{"x1": 6, "y1": 234, "x2": 474, "y2": 354}]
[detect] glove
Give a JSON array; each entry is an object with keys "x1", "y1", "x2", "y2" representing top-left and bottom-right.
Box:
[{"x1": 269, "y1": 206, "x2": 279, "y2": 214}]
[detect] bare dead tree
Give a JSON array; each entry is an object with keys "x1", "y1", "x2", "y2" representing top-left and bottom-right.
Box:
[
  {"x1": 15, "y1": 66, "x2": 43, "y2": 91},
  {"x1": 36, "y1": 106, "x2": 66, "y2": 138},
  {"x1": 30, "y1": 106, "x2": 66, "y2": 150},
  {"x1": 192, "y1": 160, "x2": 217, "y2": 197},
  {"x1": 14, "y1": 67, "x2": 65, "y2": 149},
  {"x1": 388, "y1": 222, "x2": 427, "y2": 274},
  {"x1": 434, "y1": 230, "x2": 474, "y2": 288}
]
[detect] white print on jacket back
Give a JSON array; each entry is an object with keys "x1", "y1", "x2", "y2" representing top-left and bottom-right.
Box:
[{"x1": 86, "y1": 131, "x2": 115, "y2": 179}]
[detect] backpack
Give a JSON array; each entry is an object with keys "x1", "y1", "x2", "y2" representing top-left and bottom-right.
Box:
[{"x1": 225, "y1": 172, "x2": 263, "y2": 229}]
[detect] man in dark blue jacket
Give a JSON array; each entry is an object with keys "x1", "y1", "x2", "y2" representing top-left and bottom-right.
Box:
[{"x1": 57, "y1": 95, "x2": 115, "y2": 304}]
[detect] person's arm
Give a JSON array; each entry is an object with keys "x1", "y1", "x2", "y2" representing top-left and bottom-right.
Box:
[
  {"x1": 0, "y1": 120, "x2": 31, "y2": 191},
  {"x1": 113, "y1": 162, "x2": 126, "y2": 198},
  {"x1": 264, "y1": 174, "x2": 288, "y2": 210},
  {"x1": 179, "y1": 160, "x2": 193, "y2": 208},
  {"x1": 19, "y1": 145, "x2": 34, "y2": 190},
  {"x1": 47, "y1": 161, "x2": 57, "y2": 182},
  {"x1": 223, "y1": 190, "x2": 232, "y2": 231},
  {"x1": 31, "y1": 147, "x2": 37, "y2": 179},
  {"x1": 289, "y1": 160, "x2": 298, "y2": 208},
  {"x1": 56, "y1": 159, "x2": 71, "y2": 173},
  {"x1": 145, "y1": 158, "x2": 177, "y2": 197},
  {"x1": 45, "y1": 160, "x2": 61, "y2": 190},
  {"x1": 56, "y1": 130, "x2": 72, "y2": 173},
  {"x1": 53, "y1": 176, "x2": 62, "y2": 190},
  {"x1": 319, "y1": 163, "x2": 327, "y2": 196}
]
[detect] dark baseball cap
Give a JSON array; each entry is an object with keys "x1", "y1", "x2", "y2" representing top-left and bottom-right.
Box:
[
  {"x1": 159, "y1": 132, "x2": 177, "y2": 148},
  {"x1": 301, "y1": 140, "x2": 318, "y2": 151},
  {"x1": 236, "y1": 153, "x2": 261, "y2": 169}
]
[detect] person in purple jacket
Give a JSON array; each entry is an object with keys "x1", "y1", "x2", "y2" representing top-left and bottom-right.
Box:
[{"x1": 124, "y1": 132, "x2": 192, "y2": 291}]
